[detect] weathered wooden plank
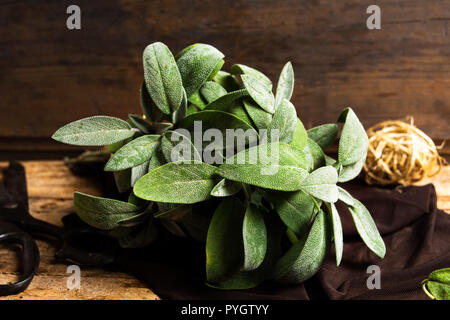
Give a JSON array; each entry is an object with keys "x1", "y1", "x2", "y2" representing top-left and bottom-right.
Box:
[{"x1": 0, "y1": 0, "x2": 449, "y2": 144}]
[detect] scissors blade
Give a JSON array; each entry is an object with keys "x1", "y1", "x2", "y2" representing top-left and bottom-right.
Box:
[{"x1": 3, "y1": 161, "x2": 29, "y2": 209}]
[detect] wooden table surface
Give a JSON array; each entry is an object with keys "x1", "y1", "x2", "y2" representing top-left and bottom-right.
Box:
[{"x1": 0, "y1": 161, "x2": 448, "y2": 300}]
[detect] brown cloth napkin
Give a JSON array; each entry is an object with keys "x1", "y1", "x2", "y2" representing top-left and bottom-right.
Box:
[{"x1": 116, "y1": 180, "x2": 450, "y2": 300}]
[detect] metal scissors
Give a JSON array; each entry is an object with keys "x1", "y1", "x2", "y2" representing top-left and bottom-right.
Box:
[{"x1": 0, "y1": 161, "x2": 117, "y2": 296}]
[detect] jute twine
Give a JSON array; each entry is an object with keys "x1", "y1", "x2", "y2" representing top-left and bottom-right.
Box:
[{"x1": 363, "y1": 117, "x2": 445, "y2": 186}]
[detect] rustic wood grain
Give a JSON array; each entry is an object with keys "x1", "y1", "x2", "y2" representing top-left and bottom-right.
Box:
[
  {"x1": 0, "y1": 0, "x2": 448, "y2": 151},
  {"x1": 0, "y1": 161, "x2": 159, "y2": 300}
]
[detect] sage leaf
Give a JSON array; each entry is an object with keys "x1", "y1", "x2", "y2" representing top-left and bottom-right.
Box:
[
  {"x1": 128, "y1": 114, "x2": 152, "y2": 134},
  {"x1": 300, "y1": 166, "x2": 338, "y2": 203},
  {"x1": 289, "y1": 118, "x2": 307, "y2": 151},
  {"x1": 206, "y1": 198, "x2": 246, "y2": 283},
  {"x1": 303, "y1": 138, "x2": 326, "y2": 172},
  {"x1": 348, "y1": 198, "x2": 386, "y2": 258},
  {"x1": 204, "y1": 89, "x2": 248, "y2": 112},
  {"x1": 210, "y1": 179, "x2": 242, "y2": 197},
  {"x1": 176, "y1": 43, "x2": 225, "y2": 98},
  {"x1": 74, "y1": 192, "x2": 141, "y2": 230},
  {"x1": 161, "y1": 130, "x2": 201, "y2": 162},
  {"x1": 266, "y1": 190, "x2": 315, "y2": 236},
  {"x1": 143, "y1": 42, "x2": 183, "y2": 114},
  {"x1": 118, "y1": 219, "x2": 158, "y2": 248},
  {"x1": 242, "y1": 204, "x2": 267, "y2": 271},
  {"x1": 275, "y1": 62, "x2": 294, "y2": 108},
  {"x1": 131, "y1": 160, "x2": 149, "y2": 187},
  {"x1": 307, "y1": 124, "x2": 338, "y2": 150},
  {"x1": 140, "y1": 81, "x2": 163, "y2": 122},
  {"x1": 231, "y1": 64, "x2": 272, "y2": 90},
  {"x1": 213, "y1": 70, "x2": 240, "y2": 92},
  {"x1": 338, "y1": 108, "x2": 369, "y2": 166},
  {"x1": 172, "y1": 89, "x2": 187, "y2": 124},
  {"x1": 154, "y1": 203, "x2": 192, "y2": 220},
  {"x1": 188, "y1": 90, "x2": 207, "y2": 109},
  {"x1": 423, "y1": 268, "x2": 450, "y2": 300},
  {"x1": 338, "y1": 156, "x2": 366, "y2": 182},
  {"x1": 52, "y1": 116, "x2": 135, "y2": 146},
  {"x1": 275, "y1": 210, "x2": 331, "y2": 283},
  {"x1": 327, "y1": 202, "x2": 343, "y2": 266},
  {"x1": 243, "y1": 98, "x2": 272, "y2": 130},
  {"x1": 325, "y1": 155, "x2": 337, "y2": 166},
  {"x1": 104, "y1": 135, "x2": 160, "y2": 171},
  {"x1": 265, "y1": 98, "x2": 297, "y2": 143},
  {"x1": 200, "y1": 81, "x2": 227, "y2": 104},
  {"x1": 337, "y1": 186, "x2": 354, "y2": 206},
  {"x1": 241, "y1": 74, "x2": 275, "y2": 114},
  {"x1": 113, "y1": 169, "x2": 131, "y2": 193},
  {"x1": 133, "y1": 161, "x2": 218, "y2": 204},
  {"x1": 216, "y1": 142, "x2": 309, "y2": 191},
  {"x1": 150, "y1": 121, "x2": 173, "y2": 134}
]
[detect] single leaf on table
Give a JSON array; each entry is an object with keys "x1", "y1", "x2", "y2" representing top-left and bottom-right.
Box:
[
  {"x1": 161, "y1": 130, "x2": 201, "y2": 162},
  {"x1": 338, "y1": 108, "x2": 369, "y2": 166},
  {"x1": 265, "y1": 98, "x2": 297, "y2": 143},
  {"x1": 275, "y1": 61, "x2": 294, "y2": 108},
  {"x1": 302, "y1": 138, "x2": 326, "y2": 172},
  {"x1": 275, "y1": 210, "x2": 331, "y2": 283},
  {"x1": 128, "y1": 114, "x2": 153, "y2": 134},
  {"x1": 206, "y1": 198, "x2": 246, "y2": 283},
  {"x1": 347, "y1": 198, "x2": 386, "y2": 259},
  {"x1": 143, "y1": 42, "x2": 183, "y2": 114},
  {"x1": 213, "y1": 70, "x2": 240, "y2": 92},
  {"x1": 242, "y1": 204, "x2": 267, "y2": 271},
  {"x1": 307, "y1": 123, "x2": 338, "y2": 150},
  {"x1": 200, "y1": 81, "x2": 227, "y2": 103},
  {"x1": 231, "y1": 64, "x2": 273, "y2": 90},
  {"x1": 241, "y1": 75, "x2": 275, "y2": 114},
  {"x1": 216, "y1": 142, "x2": 309, "y2": 191},
  {"x1": 338, "y1": 156, "x2": 366, "y2": 182},
  {"x1": 300, "y1": 166, "x2": 338, "y2": 203},
  {"x1": 210, "y1": 179, "x2": 242, "y2": 197},
  {"x1": 327, "y1": 202, "x2": 343, "y2": 266},
  {"x1": 52, "y1": 116, "x2": 135, "y2": 146},
  {"x1": 266, "y1": 190, "x2": 315, "y2": 236},
  {"x1": 289, "y1": 118, "x2": 307, "y2": 151},
  {"x1": 133, "y1": 161, "x2": 218, "y2": 204},
  {"x1": 131, "y1": 160, "x2": 149, "y2": 187},
  {"x1": 243, "y1": 98, "x2": 272, "y2": 130},
  {"x1": 74, "y1": 192, "x2": 141, "y2": 230},
  {"x1": 337, "y1": 186, "x2": 354, "y2": 206},
  {"x1": 203, "y1": 89, "x2": 248, "y2": 112},
  {"x1": 104, "y1": 135, "x2": 160, "y2": 171},
  {"x1": 140, "y1": 81, "x2": 163, "y2": 122},
  {"x1": 176, "y1": 43, "x2": 225, "y2": 98}
]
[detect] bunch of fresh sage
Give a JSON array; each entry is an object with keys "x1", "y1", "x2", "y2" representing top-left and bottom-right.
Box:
[{"x1": 52, "y1": 42, "x2": 385, "y2": 289}]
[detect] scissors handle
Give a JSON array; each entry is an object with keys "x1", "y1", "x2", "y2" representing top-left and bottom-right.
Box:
[{"x1": 0, "y1": 224, "x2": 40, "y2": 296}]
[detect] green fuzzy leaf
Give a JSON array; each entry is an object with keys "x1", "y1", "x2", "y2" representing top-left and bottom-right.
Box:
[
  {"x1": 52, "y1": 116, "x2": 135, "y2": 146},
  {"x1": 275, "y1": 62, "x2": 294, "y2": 108},
  {"x1": 338, "y1": 156, "x2": 366, "y2": 182},
  {"x1": 347, "y1": 198, "x2": 386, "y2": 259},
  {"x1": 338, "y1": 108, "x2": 369, "y2": 166},
  {"x1": 216, "y1": 142, "x2": 309, "y2": 191},
  {"x1": 206, "y1": 198, "x2": 246, "y2": 283},
  {"x1": 131, "y1": 160, "x2": 149, "y2": 187},
  {"x1": 140, "y1": 81, "x2": 163, "y2": 122},
  {"x1": 231, "y1": 64, "x2": 272, "y2": 90},
  {"x1": 204, "y1": 89, "x2": 249, "y2": 112},
  {"x1": 337, "y1": 186, "x2": 354, "y2": 206},
  {"x1": 188, "y1": 90, "x2": 207, "y2": 110},
  {"x1": 104, "y1": 135, "x2": 160, "y2": 171},
  {"x1": 289, "y1": 118, "x2": 307, "y2": 151},
  {"x1": 303, "y1": 138, "x2": 326, "y2": 172},
  {"x1": 275, "y1": 209, "x2": 331, "y2": 283},
  {"x1": 325, "y1": 155, "x2": 337, "y2": 166},
  {"x1": 327, "y1": 202, "x2": 343, "y2": 266},
  {"x1": 242, "y1": 204, "x2": 267, "y2": 271},
  {"x1": 143, "y1": 42, "x2": 183, "y2": 115},
  {"x1": 200, "y1": 81, "x2": 227, "y2": 104},
  {"x1": 74, "y1": 192, "x2": 141, "y2": 230},
  {"x1": 265, "y1": 98, "x2": 297, "y2": 143},
  {"x1": 176, "y1": 43, "x2": 225, "y2": 98},
  {"x1": 148, "y1": 147, "x2": 166, "y2": 172},
  {"x1": 113, "y1": 169, "x2": 131, "y2": 193},
  {"x1": 128, "y1": 114, "x2": 153, "y2": 134},
  {"x1": 266, "y1": 190, "x2": 315, "y2": 236},
  {"x1": 241, "y1": 75, "x2": 275, "y2": 114},
  {"x1": 423, "y1": 268, "x2": 450, "y2": 300},
  {"x1": 172, "y1": 89, "x2": 187, "y2": 124},
  {"x1": 300, "y1": 166, "x2": 338, "y2": 203},
  {"x1": 154, "y1": 203, "x2": 192, "y2": 220},
  {"x1": 150, "y1": 121, "x2": 173, "y2": 134},
  {"x1": 242, "y1": 98, "x2": 272, "y2": 130},
  {"x1": 161, "y1": 130, "x2": 201, "y2": 163},
  {"x1": 210, "y1": 179, "x2": 242, "y2": 197},
  {"x1": 307, "y1": 124, "x2": 338, "y2": 150},
  {"x1": 133, "y1": 161, "x2": 218, "y2": 204},
  {"x1": 213, "y1": 70, "x2": 240, "y2": 92}
]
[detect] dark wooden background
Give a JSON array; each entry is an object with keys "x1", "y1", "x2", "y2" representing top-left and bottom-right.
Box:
[{"x1": 0, "y1": 0, "x2": 449, "y2": 159}]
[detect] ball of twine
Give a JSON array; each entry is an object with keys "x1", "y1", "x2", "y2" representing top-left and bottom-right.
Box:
[{"x1": 363, "y1": 117, "x2": 445, "y2": 186}]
